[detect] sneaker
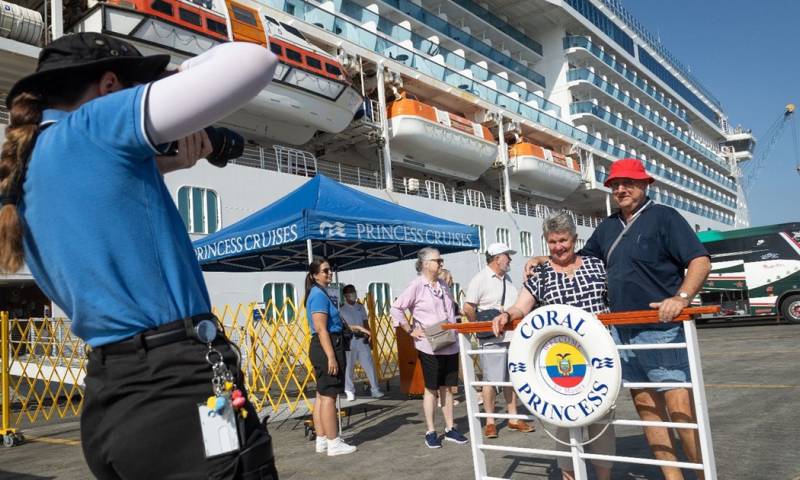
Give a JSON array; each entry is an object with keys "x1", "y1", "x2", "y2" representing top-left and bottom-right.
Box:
[
  {"x1": 344, "y1": 391, "x2": 356, "y2": 402},
  {"x1": 315, "y1": 435, "x2": 327, "y2": 453},
  {"x1": 327, "y1": 437, "x2": 357, "y2": 456},
  {"x1": 370, "y1": 390, "x2": 385, "y2": 399},
  {"x1": 444, "y1": 427, "x2": 468, "y2": 444},
  {"x1": 424, "y1": 431, "x2": 442, "y2": 449},
  {"x1": 507, "y1": 420, "x2": 535, "y2": 433}
]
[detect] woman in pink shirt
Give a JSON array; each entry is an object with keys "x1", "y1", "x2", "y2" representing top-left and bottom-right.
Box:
[{"x1": 391, "y1": 247, "x2": 468, "y2": 449}]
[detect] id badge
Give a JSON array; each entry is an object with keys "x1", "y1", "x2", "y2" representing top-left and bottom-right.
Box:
[{"x1": 198, "y1": 403, "x2": 241, "y2": 458}]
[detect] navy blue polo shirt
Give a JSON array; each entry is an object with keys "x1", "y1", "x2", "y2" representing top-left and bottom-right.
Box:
[
  {"x1": 581, "y1": 197, "x2": 709, "y2": 314},
  {"x1": 20, "y1": 85, "x2": 211, "y2": 347}
]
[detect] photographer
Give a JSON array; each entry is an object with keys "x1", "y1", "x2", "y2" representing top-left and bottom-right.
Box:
[{"x1": 0, "y1": 33, "x2": 278, "y2": 479}]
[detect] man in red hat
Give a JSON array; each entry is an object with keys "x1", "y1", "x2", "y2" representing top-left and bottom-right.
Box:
[{"x1": 527, "y1": 157, "x2": 711, "y2": 479}]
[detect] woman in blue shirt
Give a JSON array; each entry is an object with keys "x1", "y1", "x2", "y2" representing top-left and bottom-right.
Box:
[
  {"x1": 0, "y1": 33, "x2": 278, "y2": 479},
  {"x1": 304, "y1": 257, "x2": 369, "y2": 456}
]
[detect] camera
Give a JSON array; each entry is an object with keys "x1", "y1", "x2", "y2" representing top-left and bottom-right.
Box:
[{"x1": 165, "y1": 126, "x2": 244, "y2": 168}]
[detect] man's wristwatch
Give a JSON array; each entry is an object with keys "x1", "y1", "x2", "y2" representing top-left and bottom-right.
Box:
[{"x1": 677, "y1": 291, "x2": 691, "y2": 302}]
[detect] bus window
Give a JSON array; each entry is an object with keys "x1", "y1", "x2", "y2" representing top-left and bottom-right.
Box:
[
  {"x1": 151, "y1": 0, "x2": 173, "y2": 16},
  {"x1": 232, "y1": 5, "x2": 257, "y2": 26},
  {"x1": 179, "y1": 8, "x2": 202, "y2": 26}
]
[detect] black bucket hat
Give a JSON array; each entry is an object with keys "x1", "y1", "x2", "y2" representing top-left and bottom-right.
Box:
[{"x1": 6, "y1": 32, "x2": 171, "y2": 107}]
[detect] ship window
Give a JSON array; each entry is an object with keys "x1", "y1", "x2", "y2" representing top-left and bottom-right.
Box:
[
  {"x1": 231, "y1": 5, "x2": 257, "y2": 26},
  {"x1": 179, "y1": 8, "x2": 202, "y2": 26},
  {"x1": 264, "y1": 14, "x2": 279, "y2": 25},
  {"x1": 519, "y1": 231, "x2": 533, "y2": 257},
  {"x1": 280, "y1": 22, "x2": 306, "y2": 40},
  {"x1": 269, "y1": 43, "x2": 282, "y2": 56},
  {"x1": 496, "y1": 228, "x2": 510, "y2": 247},
  {"x1": 306, "y1": 57, "x2": 322, "y2": 70},
  {"x1": 285, "y1": 48, "x2": 302, "y2": 63},
  {"x1": 472, "y1": 224, "x2": 486, "y2": 253},
  {"x1": 151, "y1": 0, "x2": 173, "y2": 16},
  {"x1": 207, "y1": 18, "x2": 227, "y2": 35},
  {"x1": 368, "y1": 283, "x2": 392, "y2": 314},
  {"x1": 325, "y1": 64, "x2": 341, "y2": 76},
  {"x1": 259, "y1": 283, "x2": 296, "y2": 323},
  {"x1": 178, "y1": 186, "x2": 220, "y2": 234}
]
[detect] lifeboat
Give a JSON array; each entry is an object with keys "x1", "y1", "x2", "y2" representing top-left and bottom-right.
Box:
[
  {"x1": 506, "y1": 141, "x2": 582, "y2": 201},
  {"x1": 73, "y1": 0, "x2": 362, "y2": 145},
  {"x1": 220, "y1": 0, "x2": 363, "y2": 144},
  {"x1": 77, "y1": 0, "x2": 228, "y2": 56},
  {"x1": 387, "y1": 94, "x2": 497, "y2": 181}
]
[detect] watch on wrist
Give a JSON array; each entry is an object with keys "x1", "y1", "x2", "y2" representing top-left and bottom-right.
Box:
[{"x1": 677, "y1": 291, "x2": 690, "y2": 302}]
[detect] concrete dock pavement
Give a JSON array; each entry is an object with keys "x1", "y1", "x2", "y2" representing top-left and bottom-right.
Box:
[{"x1": 1, "y1": 323, "x2": 799, "y2": 480}]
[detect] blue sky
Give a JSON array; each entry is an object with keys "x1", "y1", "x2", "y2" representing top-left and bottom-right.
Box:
[{"x1": 622, "y1": 0, "x2": 798, "y2": 227}]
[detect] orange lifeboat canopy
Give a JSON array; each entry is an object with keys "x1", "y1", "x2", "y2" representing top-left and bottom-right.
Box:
[
  {"x1": 507, "y1": 141, "x2": 583, "y2": 201},
  {"x1": 387, "y1": 95, "x2": 498, "y2": 181}
]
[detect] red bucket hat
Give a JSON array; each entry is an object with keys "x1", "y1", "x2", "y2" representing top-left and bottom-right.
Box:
[{"x1": 604, "y1": 158, "x2": 654, "y2": 187}]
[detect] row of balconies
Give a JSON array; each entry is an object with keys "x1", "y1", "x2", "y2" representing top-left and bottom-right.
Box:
[{"x1": 570, "y1": 101, "x2": 736, "y2": 192}]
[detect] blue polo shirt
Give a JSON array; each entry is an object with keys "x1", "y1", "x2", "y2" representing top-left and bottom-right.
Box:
[
  {"x1": 20, "y1": 85, "x2": 211, "y2": 347},
  {"x1": 306, "y1": 285, "x2": 343, "y2": 334},
  {"x1": 581, "y1": 198, "x2": 708, "y2": 314}
]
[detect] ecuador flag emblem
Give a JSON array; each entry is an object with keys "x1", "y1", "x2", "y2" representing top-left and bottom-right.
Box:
[{"x1": 544, "y1": 340, "x2": 587, "y2": 390}]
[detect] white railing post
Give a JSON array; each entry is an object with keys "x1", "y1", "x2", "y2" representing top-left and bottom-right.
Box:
[
  {"x1": 683, "y1": 320, "x2": 717, "y2": 479},
  {"x1": 459, "y1": 334, "x2": 487, "y2": 479}
]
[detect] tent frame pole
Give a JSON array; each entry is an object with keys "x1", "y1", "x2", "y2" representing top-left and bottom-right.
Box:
[{"x1": 307, "y1": 239, "x2": 313, "y2": 264}]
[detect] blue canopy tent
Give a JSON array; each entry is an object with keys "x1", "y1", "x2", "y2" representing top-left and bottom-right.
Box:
[{"x1": 193, "y1": 175, "x2": 480, "y2": 271}]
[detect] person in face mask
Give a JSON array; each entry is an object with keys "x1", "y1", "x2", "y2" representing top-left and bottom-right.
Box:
[{"x1": 340, "y1": 285, "x2": 384, "y2": 401}]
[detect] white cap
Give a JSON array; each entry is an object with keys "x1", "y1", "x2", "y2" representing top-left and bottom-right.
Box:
[{"x1": 486, "y1": 242, "x2": 516, "y2": 257}]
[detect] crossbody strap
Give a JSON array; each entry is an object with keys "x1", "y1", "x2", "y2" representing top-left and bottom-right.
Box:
[{"x1": 606, "y1": 200, "x2": 652, "y2": 264}]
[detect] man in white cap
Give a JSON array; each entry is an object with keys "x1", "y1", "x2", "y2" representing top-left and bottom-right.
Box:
[{"x1": 463, "y1": 243, "x2": 534, "y2": 439}]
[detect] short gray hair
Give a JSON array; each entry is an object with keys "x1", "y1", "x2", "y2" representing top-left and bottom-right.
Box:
[
  {"x1": 415, "y1": 247, "x2": 440, "y2": 273},
  {"x1": 543, "y1": 211, "x2": 577, "y2": 239}
]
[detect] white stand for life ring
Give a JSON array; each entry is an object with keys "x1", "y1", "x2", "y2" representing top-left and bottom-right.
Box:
[{"x1": 507, "y1": 304, "x2": 622, "y2": 479}]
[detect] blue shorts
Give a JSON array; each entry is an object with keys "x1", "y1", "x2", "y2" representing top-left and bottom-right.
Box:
[{"x1": 611, "y1": 324, "x2": 690, "y2": 390}]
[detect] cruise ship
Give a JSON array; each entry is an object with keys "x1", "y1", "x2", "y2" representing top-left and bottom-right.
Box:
[{"x1": 0, "y1": 0, "x2": 757, "y2": 314}]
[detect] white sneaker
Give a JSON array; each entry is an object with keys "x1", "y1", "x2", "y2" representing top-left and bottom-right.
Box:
[
  {"x1": 327, "y1": 437, "x2": 357, "y2": 456},
  {"x1": 345, "y1": 391, "x2": 356, "y2": 402},
  {"x1": 315, "y1": 435, "x2": 327, "y2": 453},
  {"x1": 371, "y1": 390, "x2": 385, "y2": 399}
]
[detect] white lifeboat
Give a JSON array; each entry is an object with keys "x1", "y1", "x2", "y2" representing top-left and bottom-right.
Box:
[
  {"x1": 220, "y1": 2, "x2": 363, "y2": 144},
  {"x1": 507, "y1": 142, "x2": 582, "y2": 201},
  {"x1": 387, "y1": 94, "x2": 497, "y2": 181},
  {"x1": 72, "y1": 0, "x2": 362, "y2": 145}
]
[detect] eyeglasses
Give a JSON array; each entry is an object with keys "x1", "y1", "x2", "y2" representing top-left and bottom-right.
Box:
[
  {"x1": 608, "y1": 179, "x2": 641, "y2": 191},
  {"x1": 427, "y1": 258, "x2": 444, "y2": 264}
]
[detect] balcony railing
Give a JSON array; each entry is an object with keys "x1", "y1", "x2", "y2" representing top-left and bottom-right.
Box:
[
  {"x1": 285, "y1": 0, "x2": 559, "y2": 114},
  {"x1": 594, "y1": 170, "x2": 733, "y2": 225},
  {"x1": 564, "y1": 36, "x2": 690, "y2": 124},
  {"x1": 449, "y1": 0, "x2": 543, "y2": 56},
  {"x1": 571, "y1": 101, "x2": 736, "y2": 193},
  {"x1": 378, "y1": 0, "x2": 546, "y2": 87},
  {"x1": 597, "y1": 0, "x2": 722, "y2": 109},
  {"x1": 567, "y1": 68, "x2": 722, "y2": 163},
  {"x1": 232, "y1": 144, "x2": 603, "y2": 226}
]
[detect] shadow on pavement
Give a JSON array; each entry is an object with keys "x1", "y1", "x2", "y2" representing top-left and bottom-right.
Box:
[{"x1": 0, "y1": 471, "x2": 56, "y2": 480}]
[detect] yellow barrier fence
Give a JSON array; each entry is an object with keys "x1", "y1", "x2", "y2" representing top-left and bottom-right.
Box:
[{"x1": 0, "y1": 293, "x2": 400, "y2": 433}]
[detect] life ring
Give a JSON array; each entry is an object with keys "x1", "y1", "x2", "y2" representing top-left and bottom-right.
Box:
[{"x1": 507, "y1": 304, "x2": 621, "y2": 428}]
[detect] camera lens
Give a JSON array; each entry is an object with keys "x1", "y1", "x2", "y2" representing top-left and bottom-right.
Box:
[{"x1": 204, "y1": 126, "x2": 244, "y2": 168}]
